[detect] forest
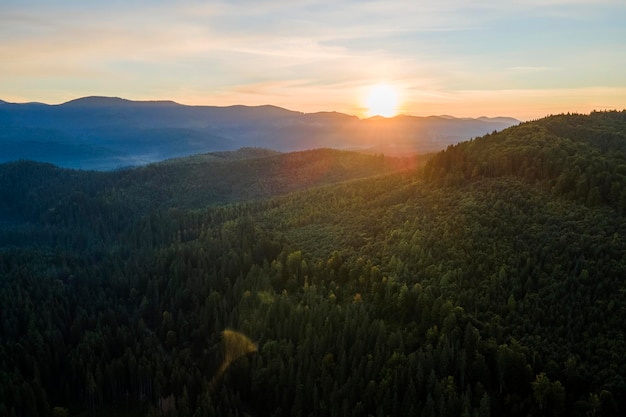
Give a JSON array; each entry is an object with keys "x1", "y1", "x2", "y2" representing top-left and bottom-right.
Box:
[{"x1": 0, "y1": 111, "x2": 625, "y2": 416}]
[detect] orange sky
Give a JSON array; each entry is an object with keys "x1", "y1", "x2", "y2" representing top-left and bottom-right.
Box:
[{"x1": 1, "y1": 1, "x2": 624, "y2": 120}]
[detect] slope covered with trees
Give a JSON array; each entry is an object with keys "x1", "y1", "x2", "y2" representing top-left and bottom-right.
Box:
[
  {"x1": 423, "y1": 110, "x2": 626, "y2": 212},
  {"x1": 0, "y1": 148, "x2": 413, "y2": 247},
  {"x1": 0, "y1": 111, "x2": 624, "y2": 417}
]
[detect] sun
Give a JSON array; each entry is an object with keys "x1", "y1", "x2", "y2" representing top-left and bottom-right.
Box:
[{"x1": 365, "y1": 83, "x2": 400, "y2": 117}]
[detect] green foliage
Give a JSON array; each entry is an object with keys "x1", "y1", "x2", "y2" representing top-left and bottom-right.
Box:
[
  {"x1": 1, "y1": 113, "x2": 625, "y2": 416},
  {"x1": 423, "y1": 110, "x2": 626, "y2": 213}
]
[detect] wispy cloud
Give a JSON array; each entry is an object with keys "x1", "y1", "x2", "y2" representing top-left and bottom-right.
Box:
[{"x1": 507, "y1": 66, "x2": 558, "y2": 72}]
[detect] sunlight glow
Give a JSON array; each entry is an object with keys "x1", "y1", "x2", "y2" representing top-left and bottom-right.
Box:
[{"x1": 365, "y1": 83, "x2": 400, "y2": 117}]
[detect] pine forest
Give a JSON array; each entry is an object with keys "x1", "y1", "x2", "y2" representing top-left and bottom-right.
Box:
[{"x1": 1, "y1": 111, "x2": 626, "y2": 417}]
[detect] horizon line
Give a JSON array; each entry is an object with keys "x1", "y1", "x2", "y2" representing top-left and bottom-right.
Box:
[{"x1": 0, "y1": 95, "x2": 529, "y2": 121}]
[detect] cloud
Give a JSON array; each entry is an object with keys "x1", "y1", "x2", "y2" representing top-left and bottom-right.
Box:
[{"x1": 507, "y1": 66, "x2": 557, "y2": 72}]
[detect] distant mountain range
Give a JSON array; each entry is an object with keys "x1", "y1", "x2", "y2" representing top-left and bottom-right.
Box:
[{"x1": 0, "y1": 96, "x2": 519, "y2": 170}]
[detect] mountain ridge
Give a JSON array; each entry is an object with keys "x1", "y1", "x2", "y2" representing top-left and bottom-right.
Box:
[{"x1": 0, "y1": 96, "x2": 520, "y2": 170}]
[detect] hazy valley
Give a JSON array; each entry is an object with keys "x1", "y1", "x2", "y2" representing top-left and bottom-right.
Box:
[{"x1": 0, "y1": 97, "x2": 518, "y2": 170}]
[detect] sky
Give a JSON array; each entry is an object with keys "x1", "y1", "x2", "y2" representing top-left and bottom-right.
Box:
[{"x1": 1, "y1": 0, "x2": 625, "y2": 120}]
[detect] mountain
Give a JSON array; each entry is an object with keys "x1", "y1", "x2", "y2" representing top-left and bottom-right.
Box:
[
  {"x1": 0, "y1": 111, "x2": 624, "y2": 417},
  {"x1": 0, "y1": 96, "x2": 519, "y2": 170}
]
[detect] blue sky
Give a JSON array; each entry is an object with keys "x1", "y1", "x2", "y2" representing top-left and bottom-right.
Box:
[{"x1": 1, "y1": 0, "x2": 624, "y2": 119}]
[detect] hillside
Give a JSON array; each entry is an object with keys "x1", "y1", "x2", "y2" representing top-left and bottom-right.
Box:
[
  {"x1": 0, "y1": 148, "x2": 414, "y2": 247},
  {"x1": 0, "y1": 112, "x2": 625, "y2": 417},
  {"x1": 422, "y1": 110, "x2": 626, "y2": 213},
  {"x1": 0, "y1": 97, "x2": 518, "y2": 170}
]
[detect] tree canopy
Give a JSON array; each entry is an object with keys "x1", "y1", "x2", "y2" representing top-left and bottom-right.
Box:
[{"x1": 1, "y1": 111, "x2": 625, "y2": 416}]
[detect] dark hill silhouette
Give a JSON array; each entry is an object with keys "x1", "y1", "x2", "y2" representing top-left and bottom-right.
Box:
[{"x1": 0, "y1": 96, "x2": 518, "y2": 170}]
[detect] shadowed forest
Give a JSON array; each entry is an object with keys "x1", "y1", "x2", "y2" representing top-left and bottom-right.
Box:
[{"x1": 1, "y1": 111, "x2": 625, "y2": 416}]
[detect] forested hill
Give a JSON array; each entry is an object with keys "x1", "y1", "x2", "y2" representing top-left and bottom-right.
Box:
[
  {"x1": 423, "y1": 110, "x2": 626, "y2": 212},
  {"x1": 0, "y1": 147, "x2": 414, "y2": 239},
  {"x1": 1, "y1": 112, "x2": 625, "y2": 417}
]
